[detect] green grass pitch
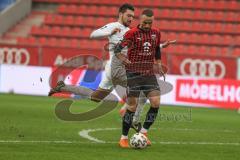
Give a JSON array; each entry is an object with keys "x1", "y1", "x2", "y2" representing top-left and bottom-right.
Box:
[{"x1": 0, "y1": 94, "x2": 239, "y2": 160}]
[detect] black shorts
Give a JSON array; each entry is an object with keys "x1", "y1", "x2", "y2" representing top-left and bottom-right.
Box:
[{"x1": 126, "y1": 72, "x2": 160, "y2": 97}]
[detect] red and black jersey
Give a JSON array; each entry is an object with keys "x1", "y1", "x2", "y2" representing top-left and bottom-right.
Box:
[{"x1": 119, "y1": 25, "x2": 161, "y2": 75}]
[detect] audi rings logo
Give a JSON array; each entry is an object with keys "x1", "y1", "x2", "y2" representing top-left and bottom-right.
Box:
[
  {"x1": 0, "y1": 47, "x2": 30, "y2": 65},
  {"x1": 180, "y1": 58, "x2": 226, "y2": 78}
]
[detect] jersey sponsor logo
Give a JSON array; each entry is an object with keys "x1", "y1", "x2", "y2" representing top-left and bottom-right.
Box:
[
  {"x1": 0, "y1": 47, "x2": 30, "y2": 65},
  {"x1": 143, "y1": 42, "x2": 151, "y2": 53},
  {"x1": 180, "y1": 58, "x2": 226, "y2": 78}
]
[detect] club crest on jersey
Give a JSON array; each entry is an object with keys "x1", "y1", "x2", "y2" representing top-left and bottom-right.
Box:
[{"x1": 151, "y1": 34, "x2": 156, "y2": 40}]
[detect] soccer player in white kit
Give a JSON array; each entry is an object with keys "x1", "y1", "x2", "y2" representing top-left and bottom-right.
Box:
[{"x1": 48, "y1": 4, "x2": 144, "y2": 130}]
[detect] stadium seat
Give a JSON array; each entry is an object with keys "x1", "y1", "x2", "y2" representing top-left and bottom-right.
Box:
[
  {"x1": 44, "y1": 14, "x2": 53, "y2": 24},
  {"x1": 31, "y1": 26, "x2": 40, "y2": 35},
  {"x1": 58, "y1": 5, "x2": 67, "y2": 13},
  {"x1": 209, "y1": 47, "x2": 220, "y2": 55},
  {"x1": 65, "y1": 16, "x2": 74, "y2": 25},
  {"x1": 48, "y1": 38, "x2": 58, "y2": 46},
  {"x1": 78, "y1": 5, "x2": 87, "y2": 15},
  {"x1": 58, "y1": 38, "x2": 69, "y2": 47},
  {"x1": 62, "y1": 27, "x2": 71, "y2": 37},
  {"x1": 188, "y1": 45, "x2": 198, "y2": 54},
  {"x1": 70, "y1": 39, "x2": 79, "y2": 48},
  {"x1": 198, "y1": 46, "x2": 208, "y2": 55},
  {"x1": 54, "y1": 15, "x2": 64, "y2": 25},
  {"x1": 52, "y1": 26, "x2": 61, "y2": 36},
  {"x1": 38, "y1": 37, "x2": 48, "y2": 46}
]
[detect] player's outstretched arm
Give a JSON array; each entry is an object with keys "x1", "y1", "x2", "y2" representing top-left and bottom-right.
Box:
[
  {"x1": 90, "y1": 24, "x2": 120, "y2": 39},
  {"x1": 160, "y1": 39, "x2": 177, "y2": 48}
]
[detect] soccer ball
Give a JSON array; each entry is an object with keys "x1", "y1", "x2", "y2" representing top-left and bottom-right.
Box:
[{"x1": 130, "y1": 133, "x2": 148, "y2": 149}]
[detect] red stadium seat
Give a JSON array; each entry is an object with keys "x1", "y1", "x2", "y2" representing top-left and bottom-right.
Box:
[
  {"x1": 65, "y1": 16, "x2": 74, "y2": 25},
  {"x1": 41, "y1": 26, "x2": 50, "y2": 35},
  {"x1": 31, "y1": 26, "x2": 40, "y2": 35},
  {"x1": 204, "y1": 11, "x2": 214, "y2": 21},
  {"x1": 222, "y1": 35, "x2": 234, "y2": 45},
  {"x1": 38, "y1": 37, "x2": 48, "y2": 46},
  {"x1": 88, "y1": 5, "x2": 98, "y2": 15},
  {"x1": 159, "y1": 9, "x2": 170, "y2": 18},
  {"x1": 54, "y1": 15, "x2": 64, "y2": 25},
  {"x1": 171, "y1": 10, "x2": 182, "y2": 19},
  {"x1": 232, "y1": 48, "x2": 240, "y2": 56},
  {"x1": 52, "y1": 26, "x2": 61, "y2": 36},
  {"x1": 214, "y1": 23, "x2": 224, "y2": 33},
  {"x1": 98, "y1": 6, "x2": 108, "y2": 16},
  {"x1": 209, "y1": 47, "x2": 219, "y2": 55},
  {"x1": 226, "y1": 12, "x2": 238, "y2": 22},
  {"x1": 70, "y1": 39, "x2": 79, "y2": 48},
  {"x1": 183, "y1": 10, "x2": 193, "y2": 20},
  {"x1": 75, "y1": 16, "x2": 84, "y2": 26},
  {"x1": 62, "y1": 27, "x2": 71, "y2": 37},
  {"x1": 82, "y1": 28, "x2": 92, "y2": 38},
  {"x1": 194, "y1": 10, "x2": 203, "y2": 20},
  {"x1": 68, "y1": 5, "x2": 78, "y2": 14},
  {"x1": 191, "y1": 22, "x2": 202, "y2": 32},
  {"x1": 58, "y1": 38, "x2": 69, "y2": 47},
  {"x1": 78, "y1": 5, "x2": 87, "y2": 15},
  {"x1": 228, "y1": 1, "x2": 240, "y2": 10},
  {"x1": 48, "y1": 38, "x2": 58, "y2": 46},
  {"x1": 44, "y1": 14, "x2": 52, "y2": 23},
  {"x1": 188, "y1": 33, "x2": 200, "y2": 44},
  {"x1": 188, "y1": 45, "x2": 198, "y2": 54},
  {"x1": 72, "y1": 27, "x2": 81, "y2": 37},
  {"x1": 224, "y1": 23, "x2": 235, "y2": 34},
  {"x1": 198, "y1": 46, "x2": 208, "y2": 55},
  {"x1": 58, "y1": 5, "x2": 67, "y2": 13},
  {"x1": 215, "y1": 11, "x2": 225, "y2": 21}
]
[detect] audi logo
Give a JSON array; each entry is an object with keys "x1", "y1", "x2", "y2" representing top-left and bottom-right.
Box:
[
  {"x1": 0, "y1": 47, "x2": 30, "y2": 65},
  {"x1": 180, "y1": 58, "x2": 226, "y2": 78}
]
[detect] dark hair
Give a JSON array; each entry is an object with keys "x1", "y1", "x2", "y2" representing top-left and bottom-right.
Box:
[
  {"x1": 142, "y1": 9, "x2": 154, "y2": 17},
  {"x1": 118, "y1": 3, "x2": 134, "y2": 13}
]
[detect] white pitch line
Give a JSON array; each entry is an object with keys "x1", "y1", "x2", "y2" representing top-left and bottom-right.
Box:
[
  {"x1": 0, "y1": 140, "x2": 239, "y2": 146},
  {"x1": 0, "y1": 140, "x2": 89, "y2": 144},
  {"x1": 78, "y1": 128, "x2": 118, "y2": 143},
  {"x1": 78, "y1": 127, "x2": 240, "y2": 146}
]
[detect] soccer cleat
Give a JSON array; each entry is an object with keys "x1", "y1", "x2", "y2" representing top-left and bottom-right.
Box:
[
  {"x1": 48, "y1": 81, "x2": 65, "y2": 96},
  {"x1": 119, "y1": 138, "x2": 129, "y2": 148},
  {"x1": 119, "y1": 107, "x2": 127, "y2": 117},
  {"x1": 130, "y1": 122, "x2": 142, "y2": 133},
  {"x1": 142, "y1": 133, "x2": 151, "y2": 146}
]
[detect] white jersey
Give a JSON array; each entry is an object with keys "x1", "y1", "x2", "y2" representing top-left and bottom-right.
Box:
[
  {"x1": 91, "y1": 22, "x2": 129, "y2": 61},
  {"x1": 90, "y1": 22, "x2": 129, "y2": 90}
]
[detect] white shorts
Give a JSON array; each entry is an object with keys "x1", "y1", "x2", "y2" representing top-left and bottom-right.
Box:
[{"x1": 99, "y1": 57, "x2": 126, "y2": 90}]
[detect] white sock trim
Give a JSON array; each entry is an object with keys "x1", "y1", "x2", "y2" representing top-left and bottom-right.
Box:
[{"x1": 121, "y1": 135, "x2": 128, "y2": 139}]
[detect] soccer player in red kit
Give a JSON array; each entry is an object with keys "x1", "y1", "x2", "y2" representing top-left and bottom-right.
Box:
[{"x1": 114, "y1": 9, "x2": 164, "y2": 148}]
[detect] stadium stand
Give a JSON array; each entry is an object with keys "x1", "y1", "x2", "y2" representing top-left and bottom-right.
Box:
[{"x1": 0, "y1": 0, "x2": 239, "y2": 56}]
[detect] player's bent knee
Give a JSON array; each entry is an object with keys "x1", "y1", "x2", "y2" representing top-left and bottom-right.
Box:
[
  {"x1": 90, "y1": 88, "x2": 111, "y2": 102},
  {"x1": 149, "y1": 97, "x2": 160, "y2": 108}
]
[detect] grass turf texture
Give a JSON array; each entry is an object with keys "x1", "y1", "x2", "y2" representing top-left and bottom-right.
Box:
[{"x1": 0, "y1": 93, "x2": 239, "y2": 160}]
